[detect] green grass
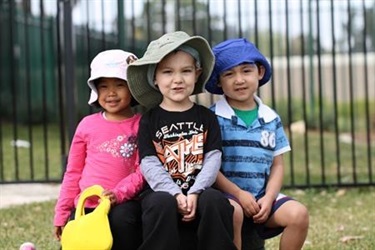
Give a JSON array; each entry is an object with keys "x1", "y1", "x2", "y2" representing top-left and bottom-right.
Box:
[
  {"x1": 0, "y1": 187, "x2": 374, "y2": 249},
  {"x1": 1, "y1": 123, "x2": 66, "y2": 182},
  {"x1": 265, "y1": 187, "x2": 375, "y2": 250}
]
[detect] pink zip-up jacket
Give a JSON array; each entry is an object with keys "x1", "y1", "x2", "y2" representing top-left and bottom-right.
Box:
[{"x1": 54, "y1": 113, "x2": 144, "y2": 226}]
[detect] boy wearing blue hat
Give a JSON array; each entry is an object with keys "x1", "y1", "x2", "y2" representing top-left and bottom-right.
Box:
[{"x1": 206, "y1": 38, "x2": 309, "y2": 250}]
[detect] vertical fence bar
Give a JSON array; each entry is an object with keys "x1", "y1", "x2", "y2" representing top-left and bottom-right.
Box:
[
  {"x1": 161, "y1": 0, "x2": 166, "y2": 34},
  {"x1": 130, "y1": 0, "x2": 136, "y2": 51},
  {"x1": 117, "y1": 0, "x2": 124, "y2": 49},
  {"x1": 8, "y1": 0, "x2": 20, "y2": 180},
  {"x1": 284, "y1": 0, "x2": 295, "y2": 186},
  {"x1": 237, "y1": 0, "x2": 242, "y2": 37},
  {"x1": 346, "y1": 0, "x2": 357, "y2": 184},
  {"x1": 206, "y1": 0, "x2": 212, "y2": 44},
  {"x1": 267, "y1": 0, "x2": 276, "y2": 108},
  {"x1": 316, "y1": 0, "x2": 326, "y2": 185},
  {"x1": 361, "y1": 0, "x2": 372, "y2": 184},
  {"x1": 39, "y1": 0, "x2": 50, "y2": 180},
  {"x1": 254, "y1": 0, "x2": 259, "y2": 46},
  {"x1": 223, "y1": 0, "x2": 227, "y2": 39},
  {"x1": 56, "y1": 0, "x2": 67, "y2": 177},
  {"x1": 63, "y1": 0, "x2": 76, "y2": 144},
  {"x1": 329, "y1": 0, "x2": 341, "y2": 185},
  {"x1": 176, "y1": 0, "x2": 181, "y2": 30},
  {"x1": 192, "y1": 0, "x2": 197, "y2": 34},
  {"x1": 86, "y1": 0, "x2": 95, "y2": 115},
  {"x1": 101, "y1": 0, "x2": 105, "y2": 49},
  {"x1": 23, "y1": 2, "x2": 34, "y2": 180},
  {"x1": 0, "y1": 1, "x2": 5, "y2": 182},
  {"x1": 146, "y1": 0, "x2": 151, "y2": 42},
  {"x1": 0, "y1": 1, "x2": 3, "y2": 181},
  {"x1": 299, "y1": 0, "x2": 310, "y2": 186}
]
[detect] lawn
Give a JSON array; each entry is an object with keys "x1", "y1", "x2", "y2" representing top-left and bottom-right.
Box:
[{"x1": 1, "y1": 187, "x2": 374, "y2": 250}]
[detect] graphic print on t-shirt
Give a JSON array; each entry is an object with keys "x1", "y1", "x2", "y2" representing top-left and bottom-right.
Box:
[
  {"x1": 153, "y1": 121, "x2": 207, "y2": 193},
  {"x1": 97, "y1": 134, "x2": 137, "y2": 159}
]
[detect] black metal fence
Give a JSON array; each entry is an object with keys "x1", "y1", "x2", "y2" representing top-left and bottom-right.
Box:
[{"x1": 1, "y1": 0, "x2": 374, "y2": 188}]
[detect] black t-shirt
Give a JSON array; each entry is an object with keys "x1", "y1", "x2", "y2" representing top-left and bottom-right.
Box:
[{"x1": 138, "y1": 104, "x2": 222, "y2": 193}]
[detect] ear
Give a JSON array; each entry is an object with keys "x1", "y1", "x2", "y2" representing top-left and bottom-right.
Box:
[
  {"x1": 195, "y1": 68, "x2": 202, "y2": 81},
  {"x1": 126, "y1": 55, "x2": 137, "y2": 64},
  {"x1": 258, "y1": 64, "x2": 266, "y2": 80}
]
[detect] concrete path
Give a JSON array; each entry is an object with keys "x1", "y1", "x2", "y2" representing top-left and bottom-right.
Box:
[{"x1": 0, "y1": 183, "x2": 61, "y2": 209}]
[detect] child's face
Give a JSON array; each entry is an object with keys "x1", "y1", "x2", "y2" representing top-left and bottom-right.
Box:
[
  {"x1": 154, "y1": 50, "x2": 202, "y2": 107},
  {"x1": 219, "y1": 63, "x2": 265, "y2": 108},
  {"x1": 96, "y1": 77, "x2": 133, "y2": 119}
]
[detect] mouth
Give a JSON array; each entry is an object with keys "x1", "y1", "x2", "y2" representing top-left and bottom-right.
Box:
[
  {"x1": 235, "y1": 87, "x2": 247, "y2": 91},
  {"x1": 172, "y1": 87, "x2": 185, "y2": 92},
  {"x1": 105, "y1": 99, "x2": 120, "y2": 105}
]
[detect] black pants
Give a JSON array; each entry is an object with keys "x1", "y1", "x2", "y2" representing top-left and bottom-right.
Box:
[
  {"x1": 69, "y1": 200, "x2": 142, "y2": 250},
  {"x1": 139, "y1": 188, "x2": 237, "y2": 250}
]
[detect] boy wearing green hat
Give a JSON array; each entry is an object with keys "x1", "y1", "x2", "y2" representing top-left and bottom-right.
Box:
[
  {"x1": 127, "y1": 31, "x2": 236, "y2": 250},
  {"x1": 206, "y1": 38, "x2": 309, "y2": 250}
]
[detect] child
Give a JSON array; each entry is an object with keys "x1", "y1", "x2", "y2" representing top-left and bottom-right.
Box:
[
  {"x1": 54, "y1": 49, "x2": 144, "y2": 250},
  {"x1": 126, "y1": 31, "x2": 237, "y2": 250},
  {"x1": 205, "y1": 38, "x2": 309, "y2": 250}
]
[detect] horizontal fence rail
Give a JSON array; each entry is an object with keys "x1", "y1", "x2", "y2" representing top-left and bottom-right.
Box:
[{"x1": 0, "y1": 0, "x2": 374, "y2": 188}]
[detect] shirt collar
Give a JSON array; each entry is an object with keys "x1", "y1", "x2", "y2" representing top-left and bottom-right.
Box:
[{"x1": 214, "y1": 95, "x2": 278, "y2": 123}]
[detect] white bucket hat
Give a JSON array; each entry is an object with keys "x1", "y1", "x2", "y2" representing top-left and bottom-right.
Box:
[
  {"x1": 87, "y1": 49, "x2": 137, "y2": 105},
  {"x1": 127, "y1": 31, "x2": 214, "y2": 109}
]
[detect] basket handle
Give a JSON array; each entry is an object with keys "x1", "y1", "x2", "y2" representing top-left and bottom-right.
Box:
[{"x1": 74, "y1": 185, "x2": 111, "y2": 219}]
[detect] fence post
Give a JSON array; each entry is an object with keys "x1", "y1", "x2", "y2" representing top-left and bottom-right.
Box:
[{"x1": 62, "y1": 0, "x2": 76, "y2": 145}]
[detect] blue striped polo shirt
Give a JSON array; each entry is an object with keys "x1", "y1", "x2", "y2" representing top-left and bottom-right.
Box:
[{"x1": 211, "y1": 95, "x2": 291, "y2": 199}]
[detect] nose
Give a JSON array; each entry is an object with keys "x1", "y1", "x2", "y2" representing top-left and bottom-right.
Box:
[
  {"x1": 107, "y1": 86, "x2": 117, "y2": 95},
  {"x1": 234, "y1": 74, "x2": 245, "y2": 84},
  {"x1": 173, "y1": 73, "x2": 183, "y2": 84}
]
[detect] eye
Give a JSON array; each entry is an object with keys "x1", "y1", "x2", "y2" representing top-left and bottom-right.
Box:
[
  {"x1": 97, "y1": 83, "x2": 107, "y2": 89},
  {"x1": 222, "y1": 71, "x2": 233, "y2": 78},
  {"x1": 116, "y1": 82, "x2": 127, "y2": 88},
  {"x1": 243, "y1": 65, "x2": 256, "y2": 73},
  {"x1": 182, "y1": 68, "x2": 193, "y2": 73},
  {"x1": 161, "y1": 69, "x2": 173, "y2": 74}
]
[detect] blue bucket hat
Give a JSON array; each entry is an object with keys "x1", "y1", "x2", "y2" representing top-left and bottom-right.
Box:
[{"x1": 205, "y1": 38, "x2": 272, "y2": 95}]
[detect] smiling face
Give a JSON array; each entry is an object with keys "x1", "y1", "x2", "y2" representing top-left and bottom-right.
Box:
[
  {"x1": 154, "y1": 50, "x2": 202, "y2": 110},
  {"x1": 96, "y1": 77, "x2": 133, "y2": 120},
  {"x1": 219, "y1": 63, "x2": 265, "y2": 110}
]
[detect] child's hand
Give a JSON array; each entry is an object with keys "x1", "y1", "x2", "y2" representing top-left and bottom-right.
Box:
[
  {"x1": 175, "y1": 193, "x2": 188, "y2": 215},
  {"x1": 253, "y1": 195, "x2": 272, "y2": 224},
  {"x1": 237, "y1": 190, "x2": 260, "y2": 217},
  {"x1": 54, "y1": 226, "x2": 63, "y2": 241},
  {"x1": 102, "y1": 190, "x2": 117, "y2": 206},
  {"x1": 182, "y1": 194, "x2": 198, "y2": 222}
]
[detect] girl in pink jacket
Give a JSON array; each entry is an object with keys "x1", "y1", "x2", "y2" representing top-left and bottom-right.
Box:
[{"x1": 54, "y1": 50, "x2": 144, "y2": 250}]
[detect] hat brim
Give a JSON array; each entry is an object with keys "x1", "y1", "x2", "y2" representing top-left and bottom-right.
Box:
[{"x1": 127, "y1": 35, "x2": 214, "y2": 109}]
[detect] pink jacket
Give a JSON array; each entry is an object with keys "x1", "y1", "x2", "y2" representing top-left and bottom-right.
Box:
[{"x1": 54, "y1": 113, "x2": 144, "y2": 226}]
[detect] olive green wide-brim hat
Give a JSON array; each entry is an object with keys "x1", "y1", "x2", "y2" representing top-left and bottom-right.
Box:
[{"x1": 127, "y1": 31, "x2": 215, "y2": 109}]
